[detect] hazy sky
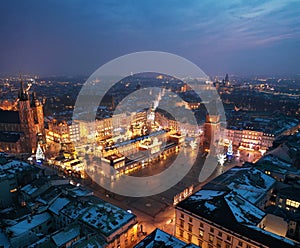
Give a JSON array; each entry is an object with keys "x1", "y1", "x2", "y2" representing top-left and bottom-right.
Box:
[{"x1": 0, "y1": 0, "x2": 299, "y2": 76}]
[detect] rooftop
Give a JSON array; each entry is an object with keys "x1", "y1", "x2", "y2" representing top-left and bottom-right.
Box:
[
  {"x1": 267, "y1": 143, "x2": 294, "y2": 164},
  {"x1": 255, "y1": 154, "x2": 300, "y2": 177},
  {"x1": 7, "y1": 212, "x2": 51, "y2": 237},
  {"x1": 52, "y1": 225, "x2": 80, "y2": 247},
  {"x1": 60, "y1": 195, "x2": 136, "y2": 237},
  {"x1": 224, "y1": 192, "x2": 265, "y2": 225},
  {"x1": 226, "y1": 113, "x2": 299, "y2": 135},
  {"x1": 80, "y1": 200, "x2": 135, "y2": 236},
  {"x1": 258, "y1": 154, "x2": 293, "y2": 168},
  {"x1": 66, "y1": 186, "x2": 93, "y2": 197},
  {"x1": 21, "y1": 184, "x2": 39, "y2": 196},
  {"x1": 203, "y1": 167, "x2": 276, "y2": 205},
  {"x1": 0, "y1": 159, "x2": 33, "y2": 172},
  {"x1": 177, "y1": 167, "x2": 299, "y2": 248},
  {"x1": 103, "y1": 153, "x2": 124, "y2": 161},
  {"x1": 0, "y1": 159, "x2": 37, "y2": 180},
  {"x1": 135, "y1": 228, "x2": 198, "y2": 248},
  {"x1": 49, "y1": 197, "x2": 70, "y2": 215}
]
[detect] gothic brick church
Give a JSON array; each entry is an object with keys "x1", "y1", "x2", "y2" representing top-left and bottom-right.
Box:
[{"x1": 0, "y1": 81, "x2": 45, "y2": 153}]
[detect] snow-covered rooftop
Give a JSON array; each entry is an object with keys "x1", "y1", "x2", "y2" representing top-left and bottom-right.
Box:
[
  {"x1": 177, "y1": 166, "x2": 298, "y2": 248},
  {"x1": 190, "y1": 190, "x2": 225, "y2": 201},
  {"x1": 52, "y1": 226, "x2": 80, "y2": 247},
  {"x1": 67, "y1": 186, "x2": 93, "y2": 197},
  {"x1": 7, "y1": 212, "x2": 51, "y2": 237},
  {"x1": 135, "y1": 228, "x2": 198, "y2": 248},
  {"x1": 247, "y1": 225, "x2": 299, "y2": 247},
  {"x1": 225, "y1": 192, "x2": 265, "y2": 226},
  {"x1": 49, "y1": 197, "x2": 70, "y2": 215},
  {"x1": 0, "y1": 159, "x2": 36, "y2": 178},
  {"x1": 267, "y1": 144, "x2": 293, "y2": 163},
  {"x1": 259, "y1": 154, "x2": 292, "y2": 168},
  {"x1": 60, "y1": 195, "x2": 137, "y2": 239},
  {"x1": 80, "y1": 202, "x2": 135, "y2": 236},
  {"x1": 1, "y1": 160, "x2": 32, "y2": 171},
  {"x1": 21, "y1": 184, "x2": 38, "y2": 195},
  {"x1": 227, "y1": 168, "x2": 275, "y2": 204},
  {"x1": 61, "y1": 201, "x2": 88, "y2": 220}
]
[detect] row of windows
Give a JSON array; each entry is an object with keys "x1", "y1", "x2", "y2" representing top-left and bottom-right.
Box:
[
  {"x1": 181, "y1": 228, "x2": 252, "y2": 248},
  {"x1": 286, "y1": 199, "x2": 300, "y2": 208},
  {"x1": 180, "y1": 224, "x2": 232, "y2": 241},
  {"x1": 178, "y1": 214, "x2": 254, "y2": 248},
  {"x1": 180, "y1": 217, "x2": 230, "y2": 241}
]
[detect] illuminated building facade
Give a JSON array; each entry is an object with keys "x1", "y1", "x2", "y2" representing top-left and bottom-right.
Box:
[
  {"x1": 224, "y1": 114, "x2": 299, "y2": 151},
  {"x1": 174, "y1": 167, "x2": 299, "y2": 248},
  {"x1": 0, "y1": 81, "x2": 45, "y2": 153},
  {"x1": 155, "y1": 111, "x2": 202, "y2": 137},
  {"x1": 46, "y1": 120, "x2": 80, "y2": 143}
]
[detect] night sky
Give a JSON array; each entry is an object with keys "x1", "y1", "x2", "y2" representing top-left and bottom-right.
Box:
[{"x1": 0, "y1": 0, "x2": 299, "y2": 76}]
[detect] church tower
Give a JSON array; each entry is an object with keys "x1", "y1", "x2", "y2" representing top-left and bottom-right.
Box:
[
  {"x1": 18, "y1": 81, "x2": 37, "y2": 153},
  {"x1": 31, "y1": 92, "x2": 45, "y2": 142},
  {"x1": 203, "y1": 101, "x2": 221, "y2": 154}
]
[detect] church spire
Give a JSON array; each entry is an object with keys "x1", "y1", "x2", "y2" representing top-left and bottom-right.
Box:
[
  {"x1": 18, "y1": 79, "x2": 29, "y2": 101},
  {"x1": 31, "y1": 92, "x2": 39, "y2": 107}
]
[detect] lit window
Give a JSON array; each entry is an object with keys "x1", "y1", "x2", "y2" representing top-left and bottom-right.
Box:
[
  {"x1": 209, "y1": 234, "x2": 214, "y2": 243},
  {"x1": 199, "y1": 229, "x2": 204, "y2": 238},
  {"x1": 286, "y1": 199, "x2": 300, "y2": 208}
]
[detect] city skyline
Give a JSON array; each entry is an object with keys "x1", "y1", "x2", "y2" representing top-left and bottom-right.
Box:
[{"x1": 0, "y1": 0, "x2": 300, "y2": 76}]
